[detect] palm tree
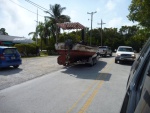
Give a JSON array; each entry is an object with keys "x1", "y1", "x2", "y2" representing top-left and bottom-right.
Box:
[
  {"x1": 28, "y1": 31, "x2": 37, "y2": 42},
  {"x1": 45, "y1": 4, "x2": 70, "y2": 43},
  {"x1": 43, "y1": 18, "x2": 52, "y2": 45},
  {"x1": 28, "y1": 19, "x2": 53, "y2": 51},
  {"x1": 36, "y1": 22, "x2": 45, "y2": 50},
  {"x1": 28, "y1": 22, "x2": 45, "y2": 50}
]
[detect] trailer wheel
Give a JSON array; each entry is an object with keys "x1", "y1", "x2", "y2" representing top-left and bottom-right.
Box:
[
  {"x1": 93, "y1": 58, "x2": 97, "y2": 65},
  {"x1": 63, "y1": 63, "x2": 70, "y2": 66},
  {"x1": 89, "y1": 59, "x2": 94, "y2": 66}
]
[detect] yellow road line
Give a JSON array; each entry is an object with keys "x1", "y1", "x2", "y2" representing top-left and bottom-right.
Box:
[
  {"x1": 78, "y1": 59, "x2": 114, "y2": 113},
  {"x1": 66, "y1": 81, "x2": 98, "y2": 113},
  {"x1": 78, "y1": 80, "x2": 104, "y2": 113},
  {"x1": 66, "y1": 58, "x2": 114, "y2": 113}
]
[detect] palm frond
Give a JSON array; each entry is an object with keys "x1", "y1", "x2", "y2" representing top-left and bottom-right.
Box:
[{"x1": 28, "y1": 32, "x2": 35, "y2": 36}]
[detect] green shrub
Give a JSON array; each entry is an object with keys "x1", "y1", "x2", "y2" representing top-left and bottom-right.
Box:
[{"x1": 14, "y1": 43, "x2": 40, "y2": 57}]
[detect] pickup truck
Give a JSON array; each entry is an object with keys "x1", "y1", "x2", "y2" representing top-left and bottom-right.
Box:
[{"x1": 97, "y1": 46, "x2": 112, "y2": 57}]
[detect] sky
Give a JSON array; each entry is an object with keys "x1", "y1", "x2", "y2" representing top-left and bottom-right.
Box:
[{"x1": 0, "y1": 0, "x2": 137, "y2": 38}]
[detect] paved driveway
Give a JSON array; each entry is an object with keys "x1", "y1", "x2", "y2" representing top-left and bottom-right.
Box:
[{"x1": 0, "y1": 56, "x2": 63, "y2": 90}]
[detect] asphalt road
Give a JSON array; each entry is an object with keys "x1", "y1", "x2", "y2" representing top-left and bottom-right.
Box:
[{"x1": 0, "y1": 55, "x2": 132, "y2": 113}]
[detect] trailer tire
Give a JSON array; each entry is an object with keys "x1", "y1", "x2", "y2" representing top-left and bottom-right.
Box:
[
  {"x1": 90, "y1": 59, "x2": 94, "y2": 66},
  {"x1": 93, "y1": 58, "x2": 97, "y2": 65}
]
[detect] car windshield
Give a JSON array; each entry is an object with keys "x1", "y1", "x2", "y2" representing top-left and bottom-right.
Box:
[{"x1": 118, "y1": 47, "x2": 133, "y2": 52}]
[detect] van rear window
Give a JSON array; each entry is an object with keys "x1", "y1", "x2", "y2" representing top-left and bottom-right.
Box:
[{"x1": 3, "y1": 48, "x2": 17, "y2": 54}]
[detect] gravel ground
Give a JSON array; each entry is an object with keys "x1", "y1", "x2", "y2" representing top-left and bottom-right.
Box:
[{"x1": 0, "y1": 56, "x2": 64, "y2": 90}]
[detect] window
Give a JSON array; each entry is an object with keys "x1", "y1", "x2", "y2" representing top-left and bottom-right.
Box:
[
  {"x1": 3, "y1": 48, "x2": 17, "y2": 54},
  {"x1": 118, "y1": 47, "x2": 133, "y2": 52},
  {"x1": 135, "y1": 51, "x2": 150, "y2": 106}
]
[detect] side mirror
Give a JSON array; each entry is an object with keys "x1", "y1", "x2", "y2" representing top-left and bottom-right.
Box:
[{"x1": 114, "y1": 49, "x2": 117, "y2": 52}]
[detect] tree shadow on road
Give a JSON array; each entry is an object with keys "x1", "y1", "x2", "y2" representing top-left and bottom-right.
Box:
[
  {"x1": 0, "y1": 67, "x2": 22, "y2": 76},
  {"x1": 61, "y1": 60, "x2": 112, "y2": 81}
]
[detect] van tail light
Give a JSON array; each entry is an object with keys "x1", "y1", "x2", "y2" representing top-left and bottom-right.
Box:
[{"x1": 0, "y1": 54, "x2": 5, "y2": 60}]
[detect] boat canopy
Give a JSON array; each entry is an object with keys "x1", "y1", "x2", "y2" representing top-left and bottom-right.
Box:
[{"x1": 57, "y1": 22, "x2": 85, "y2": 30}]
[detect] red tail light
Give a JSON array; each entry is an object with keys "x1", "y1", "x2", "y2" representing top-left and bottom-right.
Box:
[{"x1": 0, "y1": 54, "x2": 5, "y2": 60}]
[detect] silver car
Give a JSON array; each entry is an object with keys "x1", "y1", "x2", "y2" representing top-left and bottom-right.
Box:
[{"x1": 115, "y1": 46, "x2": 136, "y2": 63}]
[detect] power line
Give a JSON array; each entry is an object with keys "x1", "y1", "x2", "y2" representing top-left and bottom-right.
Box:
[
  {"x1": 25, "y1": 0, "x2": 49, "y2": 12},
  {"x1": 24, "y1": 0, "x2": 49, "y2": 46},
  {"x1": 8, "y1": 0, "x2": 44, "y2": 17}
]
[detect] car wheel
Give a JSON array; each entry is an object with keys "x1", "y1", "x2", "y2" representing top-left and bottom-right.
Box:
[
  {"x1": 110, "y1": 53, "x2": 112, "y2": 56},
  {"x1": 13, "y1": 65, "x2": 19, "y2": 68},
  {"x1": 105, "y1": 52, "x2": 107, "y2": 57},
  {"x1": 97, "y1": 53, "x2": 100, "y2": 56},
  {"x1": 115, "y1": 59, "x2": 117, "y2": 63}
]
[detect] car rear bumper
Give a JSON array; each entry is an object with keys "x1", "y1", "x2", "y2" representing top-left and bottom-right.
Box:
[
  {"x1": 0, "y1": 60, "x2": 22, "y2": 68},
  {"x1": 115, "y1": 56, "x2": 136, "y2": 61},
  {"x1": 97, "y1": 52, "x2": 107, "y2": 55}
]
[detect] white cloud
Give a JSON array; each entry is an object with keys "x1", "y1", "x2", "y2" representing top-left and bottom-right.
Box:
[
  {"x1": 124, "y1": 21, "x2": 138, "y2": 27},
  {"x1": 106, "y1": 17, "x2": 138, "y2": 29},
  {"x1": 107, "y1": 17, "x2": 123, "y2": 28},
  {"x1": 106, "y1": 0, "x2": 116, "y2": 11},
  {"x1": 0, "y1": 0, "x2": 37, "y2": 38}
]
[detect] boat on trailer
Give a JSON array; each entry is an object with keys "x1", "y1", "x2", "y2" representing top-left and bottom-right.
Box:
[{"x1": 55, "y1": 22, "x2": 98, "y2": 66}]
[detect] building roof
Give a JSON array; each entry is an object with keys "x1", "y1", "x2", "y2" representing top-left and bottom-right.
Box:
[
  {"x1": 0, "y1": 35, "x2": 33, "y2": 44},
  {"x1": 57, "y1": 22, "x2": 85, "y2": 30},
  {"x1": 0, "y1": 35, "x2": 24, "y2": 41},
  {"x1": 13, "y1": 38, "x2": 33, "y2": 44}
]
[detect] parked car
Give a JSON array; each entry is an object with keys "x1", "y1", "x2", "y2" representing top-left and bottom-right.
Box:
[
  {"x1": 97, "y1": 46, "x2": 112, "y2": 57},
  {"x1": 120, "y1": 37, "x2": 150, "y2": 113},
  {"x1": 115, "y1": 46, "x2": 136, "y2": 63},
  {"x1": 0, "y1": 46, "x2": 22, "y2": 68}
]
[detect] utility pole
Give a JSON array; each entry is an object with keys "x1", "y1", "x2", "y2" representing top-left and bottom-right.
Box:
[
  {"x1": 98, "y1": 19, "x2": 106, "y2": 46},
  {"x1": 36, "y1": 8, "x2": 38, "y2": 45},
  {"x1": 87, "y1": 11, "x2": 97, "y2": 46}
]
